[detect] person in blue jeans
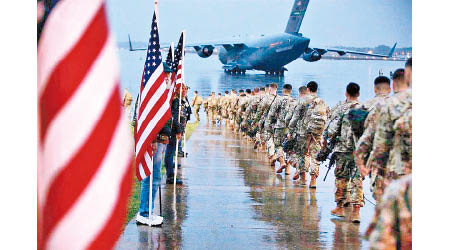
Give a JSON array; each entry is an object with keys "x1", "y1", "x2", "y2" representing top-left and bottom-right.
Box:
[
  {"x1": 136, "y1": 142, "x2": 166, "y2": 226},
  {"x1": 136, "y1": 63, "x2": 174, "y2": 226}
]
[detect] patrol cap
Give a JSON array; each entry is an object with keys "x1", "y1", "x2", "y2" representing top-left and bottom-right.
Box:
[{"x1": 163, "y1": 62, "x2": 173, "y2": 73}]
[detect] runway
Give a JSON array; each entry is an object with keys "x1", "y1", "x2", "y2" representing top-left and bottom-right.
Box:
[{"x1": 116, "y1": 117, "x2": 375, "y2": 249}]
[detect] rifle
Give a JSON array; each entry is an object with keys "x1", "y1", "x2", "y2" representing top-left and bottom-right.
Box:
[{"x1": 323, "y1": 151, "x2": 337, "y2": 181}]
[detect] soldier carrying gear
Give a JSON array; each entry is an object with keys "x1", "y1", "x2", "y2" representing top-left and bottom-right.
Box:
[
  {"x1": 192, "y1": 90, "x2": 203, "y2": 122},
  {"x1": 322, "y1": 82, "x2": 363, "y2": 223},
  {"x1": 265, "y1": 84, "x2": 294, "y2": 174}
]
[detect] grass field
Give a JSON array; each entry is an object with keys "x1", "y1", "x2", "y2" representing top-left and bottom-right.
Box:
[{"x1": 124, "y1": 121, "x2": 199, "y2": 224}]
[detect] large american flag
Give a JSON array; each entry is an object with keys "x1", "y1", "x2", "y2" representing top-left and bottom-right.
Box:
[
  {"x1": 37, "y1": 0, "x2": 133, "y2": 249},
  {"x1": 134, "y1": 10, "x2": 173, "y2": 181}
]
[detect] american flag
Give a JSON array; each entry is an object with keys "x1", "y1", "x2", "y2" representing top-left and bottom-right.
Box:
[
  {"x1": 171, "y1": 31, "x2": 185, "y2": 91},
  {"x1": 134, "y1": 10, "x2": 173, "y2": 181},
  {"x1": 37, "y1": 0, "x2": 133, "y2": 249}
]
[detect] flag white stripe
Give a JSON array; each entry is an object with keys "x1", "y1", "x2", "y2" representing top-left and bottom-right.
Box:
[
  {"x1": 38, "y1": 0, "x2": 104, "y2": 97},
  {"x1": 135, "y1": 97, "x2": 170, "y2": 155},
  {"x1": 139, "y1": 65, "x2": 163, "y2": 102},
  {"x1": 138, "y1": 163, "x2": 146, "y2": 180},
  {"x1": 137, "y1": 77, "x2": 166, "y2": 131},
  {"x1": 46, "y1": 113, "x2": 132, "y2": 250},
  {"x1": 38, "y1": 37, "x2": 118, "y2": 207}
]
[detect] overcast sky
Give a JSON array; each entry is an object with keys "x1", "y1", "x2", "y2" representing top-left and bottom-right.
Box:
[{"x1": 106, "y1": 0, "x2": 411, "y2": 48}]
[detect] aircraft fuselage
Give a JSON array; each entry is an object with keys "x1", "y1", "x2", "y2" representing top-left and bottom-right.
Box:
[{"x1": 218, "y1": 33, "x2": 310, "y2": 72}]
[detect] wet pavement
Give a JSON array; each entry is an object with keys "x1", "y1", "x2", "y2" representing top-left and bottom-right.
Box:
[{"x1": 116, "y1": 118, "x2": 375, "y2": 249}]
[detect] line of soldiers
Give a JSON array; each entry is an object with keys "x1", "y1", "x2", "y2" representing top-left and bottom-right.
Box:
[{"x1": 195, "y1": 58, "x2": 412, "y2": 248}]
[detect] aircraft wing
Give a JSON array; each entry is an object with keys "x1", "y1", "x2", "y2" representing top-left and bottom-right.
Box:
[
  {"x1": 128, "y1": 34, "x2": 248, "y2": 51},
  {"x1": 313, "y1": 43, "x2": 397, "y2": 58}
]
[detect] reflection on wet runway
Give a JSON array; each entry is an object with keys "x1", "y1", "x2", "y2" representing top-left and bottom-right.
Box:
[{"x1": 116, "y1": 119, "x2": 374, "y2": 249}]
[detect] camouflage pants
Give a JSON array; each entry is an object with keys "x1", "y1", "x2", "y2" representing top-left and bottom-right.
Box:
[
  {"x1": 297, "y1": 134, "x2": 321, "y2": 177},
  {"x1": 273, "y1": 128, "x2": 286, "y2": 159},
  {"x1": 209, "y1": 108, "x2": 217, "y2": 122},
  {"x1": 334, "y1": 152, "x2": 364, "y2": 206},
  {"x1": 221, "y1": 108, "x2": 228, "y2": 119},
  {"x1": 193, "y1": 106, "x2": 200, "y2": 122}
]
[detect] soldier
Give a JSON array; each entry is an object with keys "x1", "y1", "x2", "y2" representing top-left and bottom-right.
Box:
[
  {"x1": 237, "y1": 89, "x2": 252, "y2": 135},
  {"x1": 229, "y1": 90, "x2": 239, "y2": 130},
  {"x1": 284, "y1": 86, "x2": 309, "y2": 174},
  {"x1": 222, "y1": 91, "x2": 230, "y2": 122},
  {"x1": 265, "y1": 84, "x2": 294, "y2": 174},
  {"x1": 288, "y1": 86, "x2": 314, "y2": 184},
  {"x1": 192, "y1": 90, "x2": 203, "y2": 122},
  {"x1": 354, "y1": 76, "x2": 392, "y2": 202},
  {"x1": 254, "y1": 85, "x2": 272, "y2": 151},
  {"x1": 322, "y1": 82, "x2": 362, "y2": 222},
  {"x1": 203, "y1": 93, "x2": 210, "y2": 122},
  {"x1": 217, "y1": 93, "x2": 223, "y2": 124},
  {"x1": 232, "y1": 90, "x2": 245, "y2": 133},
  {"x1": 296, "y1": 81, "x2": 328, "y2": 187},
  {"x1": 371, "y1": 59, "x2": 412, "y2": 200},
  {"x1": 209, "y1": 92, "x2": 218, "y2": 124},
  {"x1": 366, "y1": 174, "x2": 412, "y2": 249}
]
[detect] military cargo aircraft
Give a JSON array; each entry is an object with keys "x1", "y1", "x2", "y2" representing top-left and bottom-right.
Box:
[{"x1": 129, "y1": 0, "x2": 396, "y2": 76}]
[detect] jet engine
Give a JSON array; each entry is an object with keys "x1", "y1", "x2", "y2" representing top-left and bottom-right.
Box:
[
  {"x1": 302, "y1": 49, "x2": 321, "y2": 62},
  {"x1": 194, "y1": 45, "x2": 214, "y2": 58}
]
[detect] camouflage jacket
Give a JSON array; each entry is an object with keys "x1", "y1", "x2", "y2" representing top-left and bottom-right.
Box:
[
  {"x1": 255, "y1": 93, "x2": 277, "y2": 124},
  {"x1": 366, "y1": 174, "x2": 412, "y2": 249},
  {"x1": 237, "y1": 95, "x2": 251, "y2": 121},
  {"x1": 265, "y1": 94, "x2": 294, "y2": 129},
  {"x1": 323, "y1": 100, "x2": 361, "y2": 153},
  {"x1": 243, "y1": 94, "x2": 263, "y2": 124},
  {"x1": 354, "y1": 94, "x2": 390, "y2": 166},
  {"x1": 209, "y1": 96, "x2": 218, "y2": 110},
  {"x1": 287, "y1": 95, "x2": 314, "y2": 135},
  {"x1": 372, "y1": 89, "x2": 412, "y2": 176},
  {"x1": 203, "y1": 96, "x2": 210, "y2": 110},
  {"x1": 229, "y1": 94, "x2": 239, "y2": 115}
]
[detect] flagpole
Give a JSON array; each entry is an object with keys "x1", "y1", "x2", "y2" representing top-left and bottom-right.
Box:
[
  {"x1": 174, "y1": 30, "x2": 185, "y2": 186},
  {"x1": 149, "y1": 162, "x2": 153, "y2": 219}
]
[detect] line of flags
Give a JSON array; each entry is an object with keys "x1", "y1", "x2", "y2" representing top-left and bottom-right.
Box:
[{"x1": 37, "y1": 0, "x2": 186, "y2": 248}]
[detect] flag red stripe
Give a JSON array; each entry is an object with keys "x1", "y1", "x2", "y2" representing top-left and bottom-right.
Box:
[
  {"x1": 138, "y1": 71, "x2": 165, "y2": 116},
  {"x1": 39, "y1": 5, "x2": 108, "y2": 141},
  {"x1": 86, "y1": 160, "x2": 133, "y2": 250},
  {"x1": 135, "y1": 89, "x2": 170, "y2": 165},
  {"x1": 42, "y1": 87, "x2": 121, "y2": 246}
]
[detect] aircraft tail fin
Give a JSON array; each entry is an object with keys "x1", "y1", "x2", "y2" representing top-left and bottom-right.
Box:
[
  {"x1": 128, "y1": 34, "x2": 134, "y2": 51},
  {"x1": 388, "y1": 42, "x2": 397, "y2": 58},
  {"x1": 285, "y1": 0, "x2": 310, "y2": 34}
]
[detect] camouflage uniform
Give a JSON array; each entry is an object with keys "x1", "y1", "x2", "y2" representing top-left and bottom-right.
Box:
[
  {"x1": 229, "y1": 94, "x2": 239, "y2": 129},
  {"x1": 192, "y1": 94, "x2": 203, "y2": 122},
  {"x1": 287, "y1": 95, "x2": 314, "y2": 171},
  {"x1": 324, "y1": 100, "x2": 364, "y2": 207},
  {"x1": 299, "y1": 94, "x2": 328, "y2": 177},
  {"x1": 242, "y1": 94, "x2": 262, "y2": 137},
  {"x1": 366, "y1": 174, "x2": 412, "y2": 249},
  {"x1": 203, "y1": 96, "x2": 210, "y2": 121},
  {"x1": 256, "y1": 93, "x2": 277, "y2": 150},
  {"x1": 209, "y1": 95, "x2": 218, "y2": 123},
  {"x1": 221, "y1": 94, "x2": 230, "y2": 119},
  {"x1": 265, "y1": 94, "x2": 294, "y2": 159},
  {"x1": 237, "y1": 95, "x2": 251, "y2": 131},
  {"x1": 354, "y1": 93, "x2": 390, "y2": 202},
  {"x1": 371, "y1": 89, "x2": 412, "y2": 200}
]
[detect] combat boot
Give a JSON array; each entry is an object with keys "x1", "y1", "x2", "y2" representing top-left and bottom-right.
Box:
[
  {"x1": 300, "y1": 172, "x2": 307, "y2": 186},
  {"x1": 351, "y1": 204, "x2": 361, "y2": 223},
  {"x1": 331, "y1": 203, "x2": 345, "y2": 217},
  {"x1": 293, "y1": 171, "x2": 300, "y2": 181},
  {"x1": 309, "y1": 175, "x2": 317, "y2": 189}
]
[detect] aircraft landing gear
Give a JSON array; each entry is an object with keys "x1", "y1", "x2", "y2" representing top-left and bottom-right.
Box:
[{"x1": 264, "y1": 70, "x2": 284, "y2": 77}]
